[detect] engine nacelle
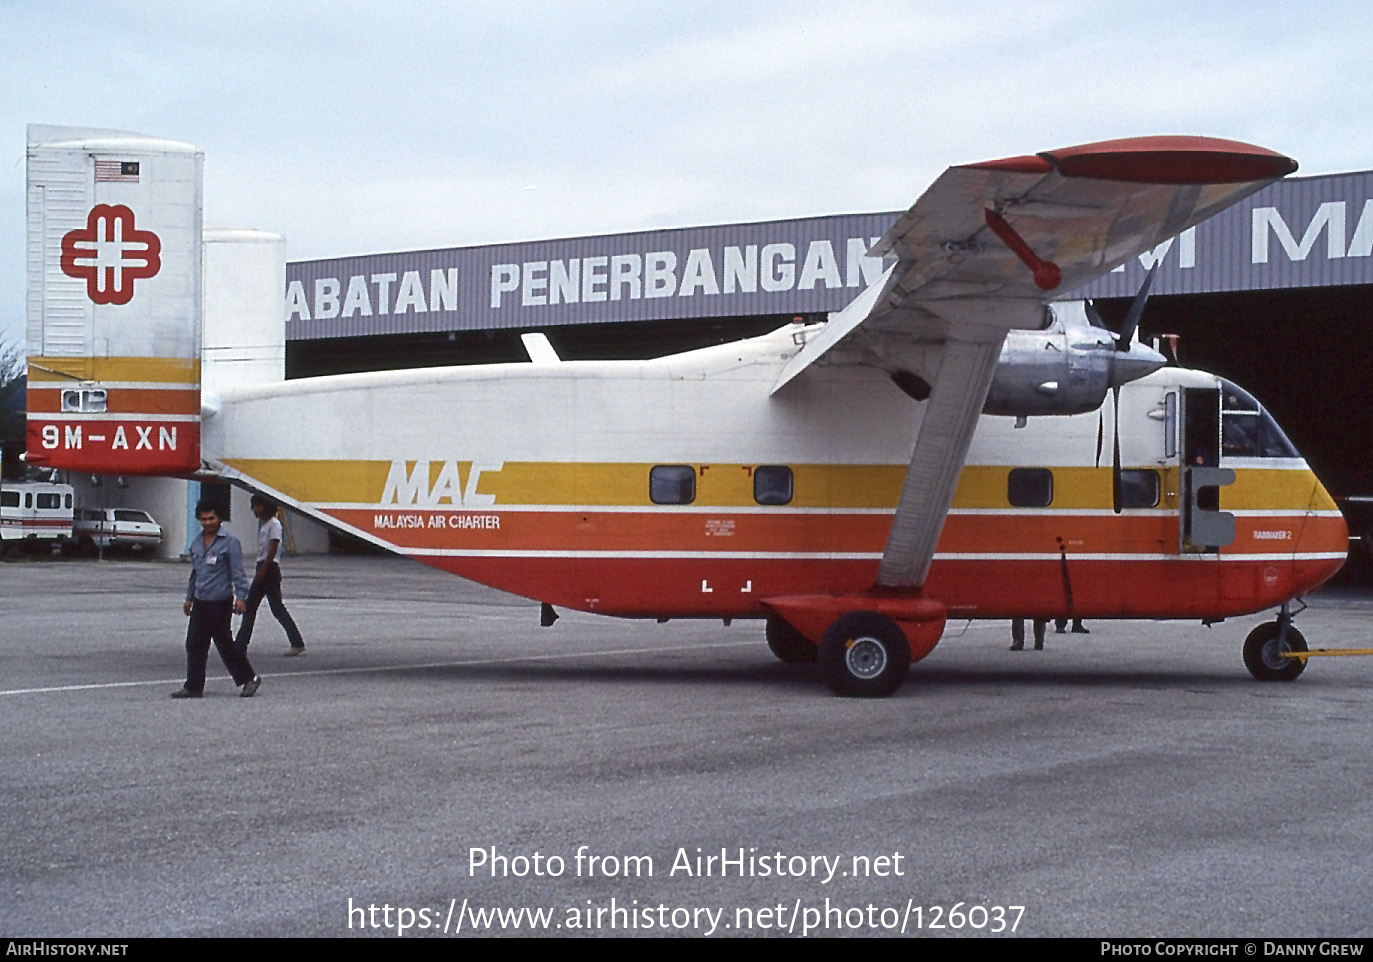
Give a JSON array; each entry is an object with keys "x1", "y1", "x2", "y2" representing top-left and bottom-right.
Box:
[{"x1": 982, "y1": 302, "x2": 1165, "y2": 417}]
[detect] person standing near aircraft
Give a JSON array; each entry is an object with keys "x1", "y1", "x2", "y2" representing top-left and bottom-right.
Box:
[
  {"x1": 236, "y1": 494, "x2": 305, "y2": 656},
  {"x1": 1010, "y1": 619, "x2": 1048, "y2": 651},
  {"x1": 173, "y1": 500, "x2": 261, "y2": 698}
]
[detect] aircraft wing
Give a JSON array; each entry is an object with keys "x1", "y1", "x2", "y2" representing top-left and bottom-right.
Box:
[{"x1": 773, "y1": 136, "x2": 1297, "y2": 588}]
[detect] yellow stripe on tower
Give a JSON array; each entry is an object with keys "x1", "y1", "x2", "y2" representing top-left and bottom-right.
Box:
[{"x1": 27, "y1": 356, "x2": 201, "y2": 384}]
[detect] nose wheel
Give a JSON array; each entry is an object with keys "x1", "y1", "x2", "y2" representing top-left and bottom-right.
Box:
[{"x1": 1242, "y1": 610, "x2": 1308, "y2": 682}]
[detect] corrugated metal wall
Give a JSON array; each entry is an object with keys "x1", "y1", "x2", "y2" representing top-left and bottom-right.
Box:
[
  {"x1": 1082, "y1": 170, "x2": 1373, "y2": 298},
  {"x1": 286, "y1": 212, "x2": 898, "y2": 340}
]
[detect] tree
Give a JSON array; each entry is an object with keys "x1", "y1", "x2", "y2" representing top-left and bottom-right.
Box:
[
  {"x1": 0, "y1": 341, "x2": 25, "y2": 477},
  {"x1": 0, "y1": 340, "x2": 20, "y2": 382}
]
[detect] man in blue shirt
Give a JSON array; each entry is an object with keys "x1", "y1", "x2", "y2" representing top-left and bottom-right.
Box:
[{"x1": 172, "y1": 500, "x2": 261, "y2": 698}]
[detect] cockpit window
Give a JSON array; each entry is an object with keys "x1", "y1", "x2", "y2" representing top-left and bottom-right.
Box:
[{"x1": 1219, "y1": 380, "x2": 1298, "y2": 459}]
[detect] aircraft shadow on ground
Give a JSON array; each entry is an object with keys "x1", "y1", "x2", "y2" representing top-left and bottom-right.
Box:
[{"x1": 290, "y1": 658, "x2": 1252, "y2": 694}]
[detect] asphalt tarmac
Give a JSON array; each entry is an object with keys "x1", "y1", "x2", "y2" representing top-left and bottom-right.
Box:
[{"x1": 2, "y1": 554, "x2": 1370, "y2": 938}]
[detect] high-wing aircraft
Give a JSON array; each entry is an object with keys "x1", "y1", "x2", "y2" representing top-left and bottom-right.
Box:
[{"x1": 25, "y1": 127, "x2": 1347, "y2": 696}]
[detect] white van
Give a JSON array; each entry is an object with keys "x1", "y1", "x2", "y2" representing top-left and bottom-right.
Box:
[{"x1": 1, "y1": 482, "x2": 75, "y2": 544}]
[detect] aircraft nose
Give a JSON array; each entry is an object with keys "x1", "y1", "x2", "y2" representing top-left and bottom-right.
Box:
[{"x1": 1108, "y1": 341, "x2": 1167, "y2": 388}]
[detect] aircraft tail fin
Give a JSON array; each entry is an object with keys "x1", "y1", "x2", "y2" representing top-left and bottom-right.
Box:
[{"x1": 25, "y1": 125, "x2": 204, "y2": 475}]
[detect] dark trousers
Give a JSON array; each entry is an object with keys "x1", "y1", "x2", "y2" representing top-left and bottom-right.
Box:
[
  {"x1": 237, "y1": 562, "x2": 303, "y2": 651},
  {"x1": 1011, "y1": 618, "x2": 1047, "y2": 649},
  {"x1": 186, "y1": 599, "x2": 256, "y2": 692}
]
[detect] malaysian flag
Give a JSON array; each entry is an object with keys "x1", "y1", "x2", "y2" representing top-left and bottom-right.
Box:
[{"x1": 94, "y1": 160, "x2": 139, "y2": 183}]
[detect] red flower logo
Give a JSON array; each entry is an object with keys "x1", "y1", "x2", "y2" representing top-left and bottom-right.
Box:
[{"x1": 60, "y1": 205, "x2": 162, "y2": 305}]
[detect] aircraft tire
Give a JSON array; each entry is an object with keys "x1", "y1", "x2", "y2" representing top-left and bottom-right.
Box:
[
  {"x1": 765, "y1": 617, "x2": 816, "y2": 664},
  {"x1": 1242, "y1": 621, "x2": 1308, "y2": 682},
  {"x1": 818, "y1": 612, "x2": 910, "y2": 697}
]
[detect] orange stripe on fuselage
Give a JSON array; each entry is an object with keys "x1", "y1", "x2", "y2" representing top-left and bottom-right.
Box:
[{"x1": 323, "y1": 506, "x2": 1347, "y2": 559}]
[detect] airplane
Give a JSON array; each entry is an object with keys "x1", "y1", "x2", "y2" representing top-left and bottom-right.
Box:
[{"x1": 24, "y1": 127, "x2": 1348, "y2": 696}]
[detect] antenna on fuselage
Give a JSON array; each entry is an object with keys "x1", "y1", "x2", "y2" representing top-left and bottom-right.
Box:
[{"x1": 521, "y1": 333, "x2": 561, "y2": 364}]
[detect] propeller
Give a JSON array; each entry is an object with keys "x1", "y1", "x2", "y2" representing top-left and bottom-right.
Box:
[
  {"x1": 1111, "y1": 384, "x2": 1123, "y2": 513},
  {"x1": 1115, "y1": 262, "x2": 1159, "y2": 352},
  {"x1": 1107, "y1": 263, "x2": 1160, "y2": 514}
]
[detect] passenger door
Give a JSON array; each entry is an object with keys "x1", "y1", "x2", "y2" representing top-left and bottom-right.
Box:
[{"x1": 1179, "y1": 387, "x2": 1236, "y2": 552}]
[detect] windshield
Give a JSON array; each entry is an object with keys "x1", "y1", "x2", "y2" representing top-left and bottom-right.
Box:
[{"x1": 1219, "y1": 379, "x2": 1298, "y2": 459}]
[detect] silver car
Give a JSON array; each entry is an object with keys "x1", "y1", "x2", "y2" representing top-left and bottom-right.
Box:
[{"x1": 70, "y1": 507, "x2": 163, "y2": 555}]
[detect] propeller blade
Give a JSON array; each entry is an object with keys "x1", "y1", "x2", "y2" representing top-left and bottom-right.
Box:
[
  {"x1": 1084, "y1": 300, "x2": 1108, "y2": 330},
  {"x1": 1116, "y1": 262, "x2": 1159, "y2": 351},
  {"x1": 1111, "y1": 385, "x2": 1123, "y2": 514},
  {"x1": 1095, "y1": 410, "x2": 1105, "y2": 468}
]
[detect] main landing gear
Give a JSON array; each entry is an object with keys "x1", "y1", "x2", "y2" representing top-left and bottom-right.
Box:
[
  {"x1": 765, "y1": 616, "x2": 816, "y2": 664},
  {"x1": 816, "y1": 612, "x2": 911, "y2": 698},
  {"x1": 1242, "y1": 600, "x2": 1308, "y2": 682},
  {"x1": 762, "y1": 595, "x2": 946, "y2": 697}
]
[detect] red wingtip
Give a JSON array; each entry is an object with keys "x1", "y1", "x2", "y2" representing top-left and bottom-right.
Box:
[
  {"x1": 1040, "y1": 135, "x2": 1298, "y2": 184},
  {"x1": 962, "y1": 136, "x2": 1296, "y2": 185}
]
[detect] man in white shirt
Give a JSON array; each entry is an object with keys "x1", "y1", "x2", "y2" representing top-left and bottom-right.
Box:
[{"x1": 235, "y1": 494, "x2": 306, "y2": 656}]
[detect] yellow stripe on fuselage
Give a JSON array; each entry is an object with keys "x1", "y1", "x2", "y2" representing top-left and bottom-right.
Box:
[
  {"x1": 224, "y1": 459, "x2": 906, "y2": 508},
  {"x1": 1219, "y1": 466, "x2": 1339, "y2": 512},
  {"x1": 221, "y1": 459, "x2": 1333, "y2": 513}
]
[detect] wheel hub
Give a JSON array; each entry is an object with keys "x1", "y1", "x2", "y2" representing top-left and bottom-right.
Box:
[
  {"x1": 845, "y1": 637, "x2": 888, "y2": 679},
  {"x1": 1262, "y1": 638, "x2": 1291, "y2": 670}
]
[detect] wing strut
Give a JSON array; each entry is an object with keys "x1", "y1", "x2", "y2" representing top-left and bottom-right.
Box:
[{"x1": 876, "y1": 327, "x2": 1006, "y2": 588}]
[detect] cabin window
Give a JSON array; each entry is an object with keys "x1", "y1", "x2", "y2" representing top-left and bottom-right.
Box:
[
  {"x1": 36, "y1": 493, "x2": 60, "y2": 509},
  {"x1": 650, "y1": 465, "x2": 696, "y2": 505},
  {"x1": 1007, "y1": 468, "x2": 1053, "y2": 507},
  {"x1": 1164, "y1": 392, "x2": 1178, "y2": 460},
  {"x1": 65, "y1": 494, "x2": 72, "y2": 509},
  {"x1": 1119, "y1": 470, "x2": 1160, "y2": 508},
  {"x1": 753, "y1": 465, "x2": 793, "y2": 505},
  {"x1": 1, "y1": 491, "x2": 17, "y2": 507}
]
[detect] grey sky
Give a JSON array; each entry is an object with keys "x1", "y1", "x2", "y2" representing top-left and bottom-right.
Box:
[{"x1": 3, "y1": 0, "x2": 1369, "y2": 351}]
